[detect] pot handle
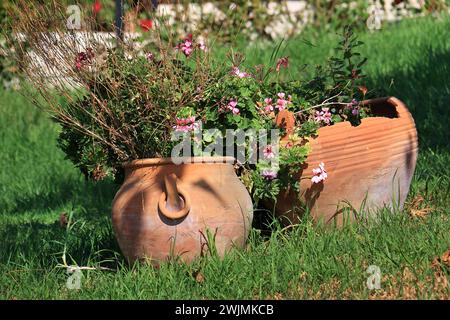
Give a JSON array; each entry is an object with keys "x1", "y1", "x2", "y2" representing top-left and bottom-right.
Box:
[{"x1": 158, "y1": 173, "x2": 191, "y2": 220}]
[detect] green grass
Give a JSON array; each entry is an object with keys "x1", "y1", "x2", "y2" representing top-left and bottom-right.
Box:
[{"x1": 0, "y1": 15, "x2": 449, "y2": 299}]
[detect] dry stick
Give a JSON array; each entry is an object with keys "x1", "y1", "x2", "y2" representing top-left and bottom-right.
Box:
[
  {"x1": 90, "y1": 93, "x2": 138, "y2": 155},
  {"x1": 294, "y1": 79, "x2": 356, "y2": 114},
  {"x1": 55, "y1": 111, "x2": 129, "y2": 159},
  {"x1": 63, "y1": 265, "x2": 115, "y2": 272},
  {"x1": 33, "y1": 85, "x2": 129, "y2": 158},
  {"x1": 29, "y1": 83, "x2": 128, "y2": 162},
  {"x1": 321, "y1": 91, "x2": 343, "y2": 104},
  {"x1": 92, "y1": 82, "x2": 151, "y2": 158},
  {"x1": 14, "y1": 5, "x2": 115, "y2": 143},
  {"x1": 16, "y1": 6, "x2": 209, "y2": 161},
  {"x1": 33, "y1": 46, "x2": 134, "y2": 159},
  {"x1": 294, "y1": 101, "x2": 353, "y2": 115}
]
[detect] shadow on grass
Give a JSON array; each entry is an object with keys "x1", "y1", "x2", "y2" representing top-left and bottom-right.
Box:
[
  {"x1": 8, "y1": 176, "x2": 119, "y2": 217},
  {"x1": 0, "y1": 175, "x2": 124, "y2": 267},
  {"x1": 368, "y1": 49, "x2": 450, "y2": 149},
  {"x1": 0, "y1": 217, "x2": 124, "y2": 267}
]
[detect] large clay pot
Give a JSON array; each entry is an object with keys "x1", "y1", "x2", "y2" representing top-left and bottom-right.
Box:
[
  {"x1": 272, "y1": 97, "x2": 418, "y2": 225},
  {"x1": 112, "y1": 157, "x2": 253, "y2": 265}
]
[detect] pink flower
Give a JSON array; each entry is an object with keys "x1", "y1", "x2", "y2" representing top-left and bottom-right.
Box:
[
  {"x1": 263, "y1": 98, "x2": 274, "y2": 113},
  {"x1": 220, "y1": 99, "x2": 240, "y2": 115},
  {"x1": 276, "y1": 56, "x2": 289, "y2": 72},
  {"x1": 177, "y1": 34, "x2": 194, "y2": 57},
  {"x1": 264, "y1": 106, "x2": 273, "y2": 113},
  {"x1": 276, "y1": 92, "x2": 291, "y2": 111},
  {"x1": 314, "y1": 107, "x2": 332, "y2": 125},
  {"x1": 231, "y1": 66, "x2": 250, "y2": 78},
  {"x1": 228, "y1": 100, "x2": 237, "y2": 108},
  {"x1": 173, "y1": 116, "x2": 198, "y2": 133},
  {"x1": 314, "y1": 110, "x2": 321, "y2": 121},
  {"x1": 348, "y1": 99, "x2": 359, "y2": 116},
  {"x1": 198, "y1": 40, "x2": 207, "y2": 52},
  {"x1": 145, "y1": 52, "x2": 154, "y2": 62},
  {"x1": 311, "y1": 162, "x2": 327, "y2": 184},
  {"x1": 263, "y1": 144, "x2": 276, "y2": 159},
  {"x1": 321, "y1": 108, "x2": 332, "y2": 124},
  {"x1": 182, "y1": 46, "x2": 193, "y2": 56},
  {"x1": 261, "y1": 169, "x2": 277, "y2": 180}
]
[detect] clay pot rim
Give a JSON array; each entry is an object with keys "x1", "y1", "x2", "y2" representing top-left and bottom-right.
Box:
[
  {"x1": 303, "y1": 96, "x2": 412, "y2": 137},
  {"x1": 318, "y1": 96, "x2": 411, "y2": 130},
  {"x1": 361, "y1": 96, "x2": 403, "y2": 110},
  {"x1": 360, "y1": 96, "x2": 408, "y2": 118},
  {"x1": 122, "y1": 156, "x2": 236, "y2": 169}
]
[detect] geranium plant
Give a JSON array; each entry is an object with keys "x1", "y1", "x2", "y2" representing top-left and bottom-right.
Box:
[{"x1": 10, "y1": 3, "x2": 373, "y2": 206}]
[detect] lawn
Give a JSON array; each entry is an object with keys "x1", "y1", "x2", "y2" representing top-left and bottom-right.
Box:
[{"x1": 0, "y1": 15, "x2": 449, "y2": 299}]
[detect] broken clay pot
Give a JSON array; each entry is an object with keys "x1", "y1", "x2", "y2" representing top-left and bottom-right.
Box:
[{"x1": 270, "y1": 97, "x2": 418, "y2": 225}]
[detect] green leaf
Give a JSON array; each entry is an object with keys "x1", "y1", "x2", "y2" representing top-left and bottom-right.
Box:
[
  {"x1": 239, "y1": 87, "x2": 252, "y2": 97},
  {"x1": 332, "y1": 115, "x2": 342, "y2": 123}
]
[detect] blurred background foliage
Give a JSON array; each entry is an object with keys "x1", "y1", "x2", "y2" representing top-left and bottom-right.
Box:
[{"x1": 1, "y1": 0, "x2": 449, "y2": 89}]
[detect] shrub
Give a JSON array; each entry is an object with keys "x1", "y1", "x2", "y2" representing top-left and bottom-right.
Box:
[{"x1": 10, "y1": 0, "x2": 374, "y2": 204}]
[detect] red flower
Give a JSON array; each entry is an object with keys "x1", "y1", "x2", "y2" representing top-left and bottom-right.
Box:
[
  {"x1": 75, "y1": 48, "x2": 95, "y2": 70},
  {"x1": 139, "y1": 19, "x2": 153, "y2": 32},
  {"x1": 93, "y1": 1, "x2": 102, "y2": 14}
]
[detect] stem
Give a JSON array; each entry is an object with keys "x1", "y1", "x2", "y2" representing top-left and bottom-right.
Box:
[{"x1": 294, "y1": 101, "x2": 351, "y2": 115}]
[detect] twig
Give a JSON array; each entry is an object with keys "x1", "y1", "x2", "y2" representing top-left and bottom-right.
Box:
[
  {"x1": 58, "y1": 264, "x2": 115, "y2": 272},
  {"x1": 321, "y1": 91, "x2": 342, "y2": 104},
  {"x1": 294, "y1": 101, "x2": 351, "y2": 114}
]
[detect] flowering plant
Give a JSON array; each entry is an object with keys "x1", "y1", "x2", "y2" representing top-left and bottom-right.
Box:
[{"x1": 10, "y1": 4, "x2": 372, "y2": 205}]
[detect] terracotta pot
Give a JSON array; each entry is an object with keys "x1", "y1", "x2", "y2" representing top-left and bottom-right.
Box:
[
  {"x1": 271, "y1": 97, "x2": 418, "y2": 225},
  {"x1": 112, "y1": 157, "x2": 253, "y2": 265}
]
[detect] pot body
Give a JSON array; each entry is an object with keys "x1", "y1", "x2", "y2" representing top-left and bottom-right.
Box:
[
  {"x1": 112, "y1": 157, "x2": 253, "y2": 264},
  {"x1": 274, "y1": 97, "x2": 418, "y2": 225}
]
